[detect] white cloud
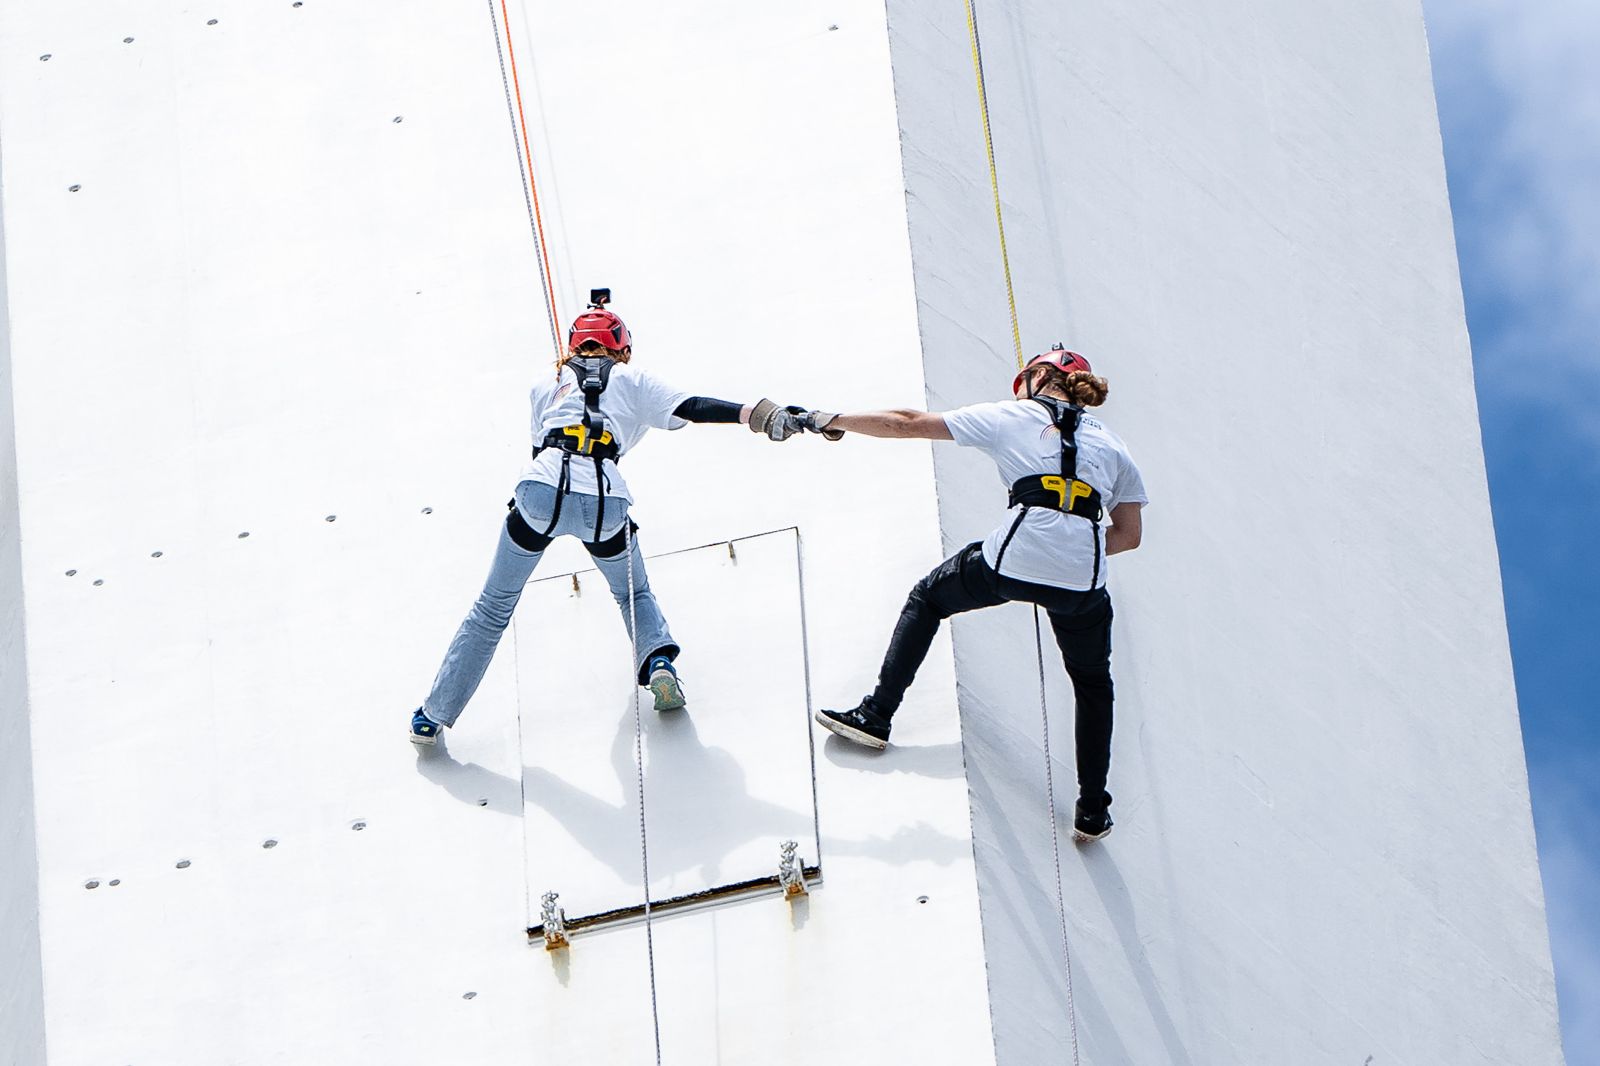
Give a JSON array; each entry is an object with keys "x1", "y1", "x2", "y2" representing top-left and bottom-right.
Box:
[{"x1": 1425, "y1": 0, "x2": 1600, "y2": 385}]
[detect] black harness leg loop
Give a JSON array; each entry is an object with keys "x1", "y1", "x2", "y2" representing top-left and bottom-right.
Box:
[
  {"x1": 592, "y1": 456, "x2": 606, "y2": 544},
  {"x1": 994, "y1": 506, "x2": 1029, "y2": 574},
  {"x1": 507, "y1": 499, "x2": 554, "y2": 553},
  {"x1": 540, "y1": 452, "x2": 570, "y2": 539},
  {"x1": 1090, "y1": 517, "x2": 1102, "y2": 589}
]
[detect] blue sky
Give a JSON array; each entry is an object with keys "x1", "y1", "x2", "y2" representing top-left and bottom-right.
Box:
[{"x1": 1423, "y1": 0, "x2": 1600, "y2": 1059}]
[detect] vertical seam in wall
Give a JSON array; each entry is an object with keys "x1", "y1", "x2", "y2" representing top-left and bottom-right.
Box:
[
  {"x1": 0, "y1": 141, "x2": 51, "y2": 1065},
  {"x1": 879, "y1": 2, "x2": 1001, "y2": 1062}
]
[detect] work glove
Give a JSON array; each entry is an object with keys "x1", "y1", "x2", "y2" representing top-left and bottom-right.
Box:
[
  {"x1": 799, "y1": 410, "x2": 844, "y2": 440},
  {"x1": 747, "y1": 398, "x2": 805, "y2": 441}
]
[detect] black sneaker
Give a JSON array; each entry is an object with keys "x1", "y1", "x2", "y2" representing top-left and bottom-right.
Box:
[
  {"x1": 814, "y1": 701, "x2": 891, "y2": 750},
  {"x1": 1072, "y1": 802, "x2": 1113, "y2": 843}
]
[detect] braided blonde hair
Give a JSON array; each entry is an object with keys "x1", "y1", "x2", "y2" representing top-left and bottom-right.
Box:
[{"x1": 1026, "y1": 365, "x2": 1109, "y2": 407}]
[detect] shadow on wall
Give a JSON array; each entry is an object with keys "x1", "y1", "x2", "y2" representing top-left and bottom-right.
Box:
[
  {"x1": 821, "y1": 733, "x2": 967, "y2": 779},
  {"x1": 1079, "y1": 847, "x2": 1196, "y2": 1066},
  {"x1": 964, "y1": 750, "x2": 1196, "y2": 1066},
  {"x1": 414, "y1": 708, "x2": 970, "y2": 883}
]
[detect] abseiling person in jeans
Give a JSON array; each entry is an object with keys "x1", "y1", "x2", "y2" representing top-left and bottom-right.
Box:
[
  {"x1": 806, "y1": 347, "x2": 1147, "y2": 841},
  {"x1": 410, "y1": 295, "x2": 810, "y2": 745}
]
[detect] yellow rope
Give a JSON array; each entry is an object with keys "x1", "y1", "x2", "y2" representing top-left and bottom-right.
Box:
[{"x1": 964, "y1": 0, "x2": 1025, "y2": 369}]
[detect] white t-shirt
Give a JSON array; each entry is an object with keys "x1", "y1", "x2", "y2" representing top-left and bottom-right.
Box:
[
  {"x1": 943, "y1": 400, "x2": 1148, "y2": 591},
  {"x1": 518, "y1": 361, "x2": 690, "y2": 504}
]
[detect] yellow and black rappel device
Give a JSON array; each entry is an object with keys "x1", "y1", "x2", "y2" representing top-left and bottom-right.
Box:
[
  {"x1": 559, "y1": 423, "x2": 615, "y2": 457},
  {"x1": 997, "y1": 398, "x2": 1107, "y2": 586}
]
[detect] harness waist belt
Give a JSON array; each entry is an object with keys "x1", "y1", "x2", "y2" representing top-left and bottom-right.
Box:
[
  {"x1": 541, "y1": 425, "x2": 619, "y2": 462},
  {"x1": 1007, "y1": 474, "x2": 1103, "y2": 521}
]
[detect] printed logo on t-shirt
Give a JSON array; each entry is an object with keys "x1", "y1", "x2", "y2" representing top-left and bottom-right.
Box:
[
  {"x1": 1038, "y1": 415, "x2": 1101, "y2": 442},
  {"x1": 554, "y1": 383, "x2": 574, "y2": 401}
]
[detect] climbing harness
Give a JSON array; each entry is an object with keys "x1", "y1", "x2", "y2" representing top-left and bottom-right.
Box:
[
  {"x1": 530, "y1": 292, "x2": 630, "y2": 542},
  {"x1": 964, "y1": 1, "x2": 1083, "y2": 1061},
  {"x1": 993, "y1": 398, "x2": 1105, "y2": 589},
  {"x1": 531, "y1": 352, "x2": 619, "y2": 543},
  {"x1": 529, "y1": 294, "x2": 629, "y2": 544},
  {"x1": 997, "y1": 395, "x2": 1105, "y2": 587},
  {"x1": 1003, "y1": 344, "x2": 1104, "y2": 581}
]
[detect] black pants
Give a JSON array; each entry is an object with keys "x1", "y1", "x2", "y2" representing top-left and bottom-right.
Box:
[{"x1": 870, "y1": 542, "x2": 1115, "y2": 811}]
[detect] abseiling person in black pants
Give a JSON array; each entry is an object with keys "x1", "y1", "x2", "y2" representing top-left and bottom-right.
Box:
[{"x1": 805, "y1": 347, "x2": 1147, "y2": 842}]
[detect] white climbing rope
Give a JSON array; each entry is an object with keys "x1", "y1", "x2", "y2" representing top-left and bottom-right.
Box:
[
  {"x1": 625, "y1": 520, "x2": 664, "y2": 1065},
  {"x1": 793, "y1": 530, "x2": 825, "y2": 871},
  {"x1": 1033, "y1": 610, "x2": 1083, "y2": 1066},
  {"x1": 964, "y1": 0, "x2": 1083, "y2": 1059}
]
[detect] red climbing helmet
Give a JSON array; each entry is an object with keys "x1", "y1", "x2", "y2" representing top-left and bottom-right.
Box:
[
  {"x1": 1012, "y1": 343, "x2": 1092, "y2": 394},
  {"x1": 567, "y1": 309, "x2": 631, "y2": 353}
]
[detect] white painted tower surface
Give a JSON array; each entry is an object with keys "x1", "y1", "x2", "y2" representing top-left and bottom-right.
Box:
[
  {"x1": 0, "y1": 4, "x2": 1562, "y2": 1066},
  {"x1": 888, "y1": 1, "x2": 1565, "y2": 1063}
]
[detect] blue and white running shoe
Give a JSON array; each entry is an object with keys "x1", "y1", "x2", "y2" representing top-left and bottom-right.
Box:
[{"x1": 410, "y1": 708, "x2": 442, "y2": 746}]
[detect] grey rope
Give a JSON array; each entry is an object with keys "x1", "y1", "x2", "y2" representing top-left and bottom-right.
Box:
[
  {"x1": 509, "y1": 616, "x2": 535, "y2": 924},
  {"x1": 484, "y1": 0, "x2": 563, "y2": 357},
  {"x1": 1033, "y1": 606, "x2": 1083, "y2": 1066},
  {"x1": 961, "y1": 0, "x2": 1087, "y2": 1046},
  {"x1": 625, "y1": 521, "x2": 664, "y2": 1064},
  {"x1": 792, "y1": 530, "x2": 825, "y2": 869}
]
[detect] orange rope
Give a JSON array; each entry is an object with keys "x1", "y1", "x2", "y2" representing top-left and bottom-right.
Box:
[{"x1": 498, "y1": 0, "x2": 563, "y2": 352}]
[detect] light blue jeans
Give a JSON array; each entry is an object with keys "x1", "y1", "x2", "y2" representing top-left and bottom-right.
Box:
[{"x1": 421, "y1": 480, "x2": 677, "y2": 728}]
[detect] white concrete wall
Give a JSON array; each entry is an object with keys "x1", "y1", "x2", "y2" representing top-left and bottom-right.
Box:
[
  {"x1": 0, "y1": 1, "x2": 994, "y2": 1063},
  {"x1": 886, "y1": 0, "x2": 1563, "y2": 1063},
  {"x1": 1, "y1": 188, "x2": 48, "y2": 1066}
]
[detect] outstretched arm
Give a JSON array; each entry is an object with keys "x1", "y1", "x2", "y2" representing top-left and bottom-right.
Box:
[
  {"x1": 825, "y1": 409, "x2": 954, "y2": 440},
  {"x1": 673, "y1": 396, "x2": 754, "y2": 425},
  {"x1": 676, "y1": 401, "x2": 952, "y2": 441}
]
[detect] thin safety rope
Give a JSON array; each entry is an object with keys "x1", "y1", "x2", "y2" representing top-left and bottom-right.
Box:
[
  {"x1": 510, "y1": 616, "x2": 534, "y2": 923},
  {"x1": 486, "y1": 0, "x2": 563, "y2": 356},
  {"x1": 1033, "y1": 610, "x2": 1083, "y2": 1066},
  {"x1": 793, "y1": 530, "x2": 825, "y2": 869},
  {"x1": 965, "y1": 3, "x2": 1082, "y2": 1061},
  {"x1": 625, "y1": 521, "x2": 664, "y2": 1065},
  {"x1": 963, "y1": 0, "x2": 1024, "y2": 366}
]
